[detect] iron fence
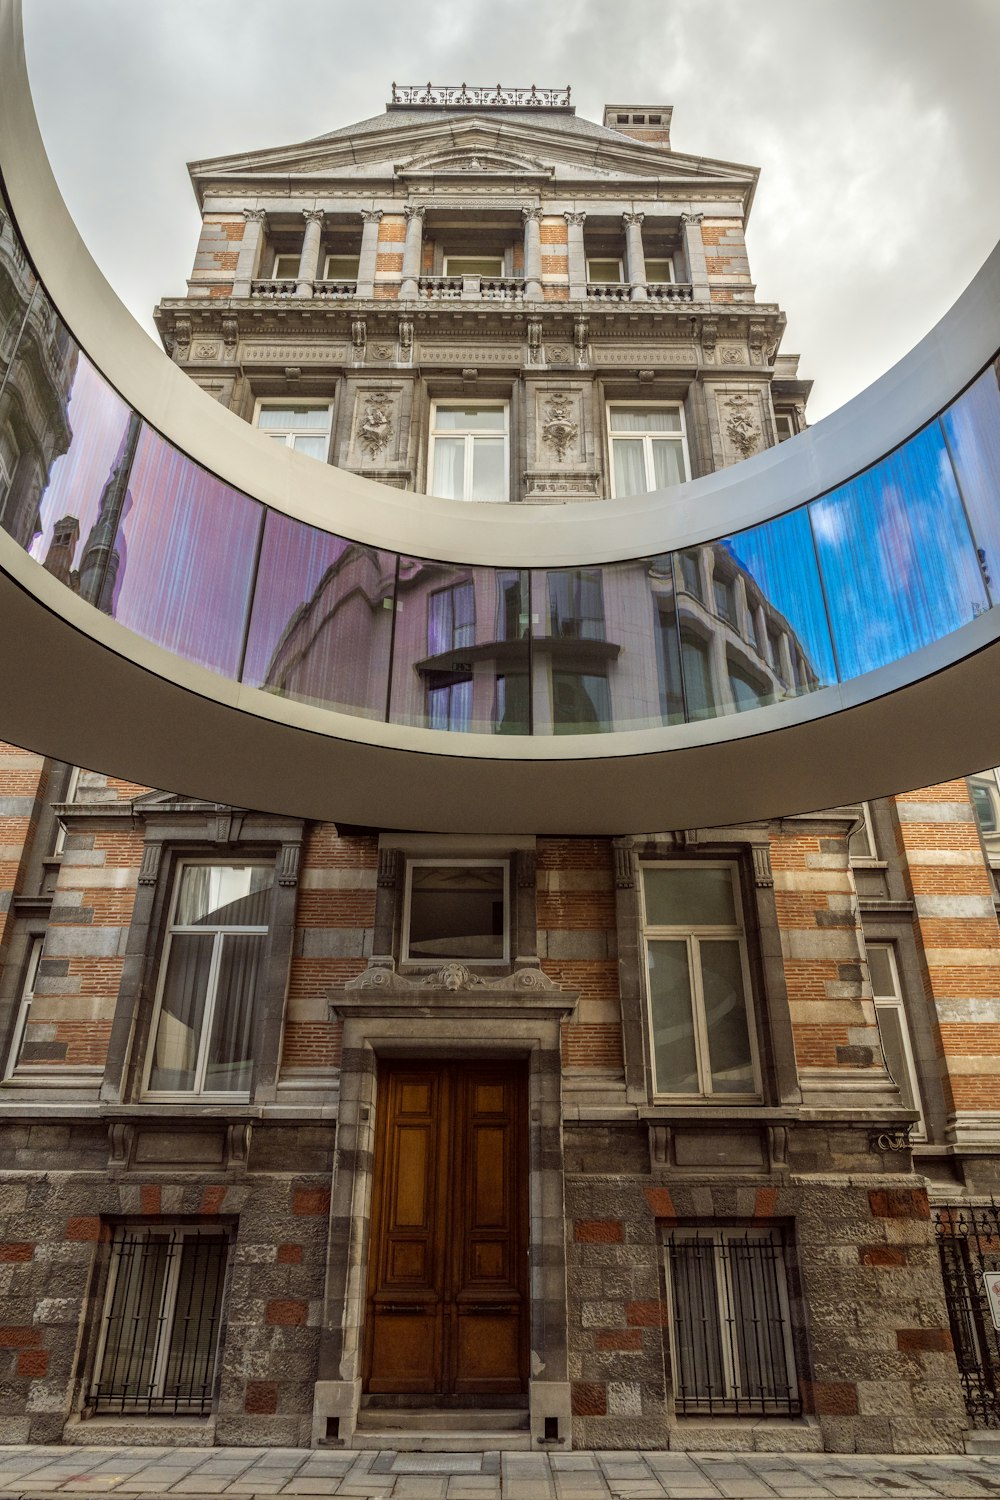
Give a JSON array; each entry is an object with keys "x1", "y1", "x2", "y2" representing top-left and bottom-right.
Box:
[{"x1": 935, "y1": 1202, "x2": 1000, "y2": 1429}]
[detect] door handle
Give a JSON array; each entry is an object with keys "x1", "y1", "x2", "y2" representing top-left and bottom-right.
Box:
[{"x1": 378, "y1": 1303, "x2": 430, "y2": 1314}]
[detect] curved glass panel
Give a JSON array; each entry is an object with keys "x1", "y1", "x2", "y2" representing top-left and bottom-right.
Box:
[{"x1": 2, "y1": 184, "x2": 1000, "y2": 747}]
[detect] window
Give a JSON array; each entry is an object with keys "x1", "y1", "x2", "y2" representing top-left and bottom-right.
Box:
[
  {"x1": 848, "y1": 802, "x2": 877, "y2": 862},
  {"x1": 547, "y1": 569, "x2": 605, "y2": 641},
  {"x1": 90, "y1": 1226, "x2": 227, "y2": 1416},
  {"x1": 774, "y1": 411, "x2": 796, "y2": 443},
  {"x1": 867, "y1": 942, "x2": 924, "y2": 1135},
  {"x1": 553, "y1": 670, "x2": 611, "y2": 734},
  {"x1": 969, "y1": 769, "x2": 1000, "y2": 864},
  {"x1": 0, "y1": 422, "x2": 18, "y2": 509},
  {"x1": 681, "y1": 632, "x2": 715, "y2": 719},
  {"x1": 254, "y1": 401, "x2": 332, "y2": 462},
  {"x1": 666, "y1": 1229, "x2": 800, "y2": 1417},
  {"x1": 640, "y1": 863, "x2": 757, "y2": 1096},
  {"x1": 3, "y1": 936, "x2": 42, "y2": 1079},
  {"x1": 727, "y1": 660, "x2": 769, "y2": 712},
  {"x1": 429, "y1": 402, "x2": 509, "y2": 503},
  {"x1": 428, "y1": 581, "x2": 475, "y2": 656},
  {"x1": 271, "y1": 252, "x2": 300, "y2": 279},
  {"x1": 608, "y1": 405, "x2": 688, "y2": 496},
  {"x1": 645, "y1": 256, "x2": 675, "y2": 283},
  {"x1": 51, "y1": 764, "x2": 80, "y2": 858},
  {"x1": 323, "y1": 253, "x2": 359, "y2": 281},
  {"x1": 587, "y1": 257, "x2": 624, "y2": 284},
  {"x1": 713, "y1": 573, "x2": 737, "y2": 626},
  {"x1": 403, "y1": 860, "x2": 509, "y2": 964},
  {"x1": 678, "y1": 550, "x2": 703, "y2": 602},
  {"x1": 443, "y1": 255, "x2": 504, "y2": 277},
  {"x1": 144, "y1": 863, "x2": 274, "y2": 1097}
]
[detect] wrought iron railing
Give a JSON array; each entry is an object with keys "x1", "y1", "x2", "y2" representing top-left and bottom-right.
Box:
[
  {"x1": 391, "y1": 83, "x2": 571, "y2": 108},
  {"x1": 90, "y1": 1227, "x2": 228, "y2": 1416},
  {"x1": 935, "y1": 1203, "x2": 1000, "y2": 1429}
]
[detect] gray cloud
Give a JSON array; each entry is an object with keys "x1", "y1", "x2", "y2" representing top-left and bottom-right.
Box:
[{"x1": 23, "y1": 0, "x2": 1000, "y2": 418}]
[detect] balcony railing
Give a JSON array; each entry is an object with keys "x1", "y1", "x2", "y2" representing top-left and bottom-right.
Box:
[
  {"x1": 250, "y1": 278, "x2": 298, "y2": 298},
  {"x1": 587, "y1": 282, "x2": 694, "y2": 303},
  {"x1": 417, "y1": 274, "x2": 526, "y2": 302},
  {"x1": 243, "y1": 276, "x2": 690, "y2": 305},
  {"x1": 586, "y1": 282, "x2": 631, "y2": 302},
  {"x1": 314, "y1": 279, "x2": 359, "y2": 300}
]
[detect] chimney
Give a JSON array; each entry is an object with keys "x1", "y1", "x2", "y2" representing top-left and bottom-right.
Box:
[{"x1": 603, "y1": 105, "x2": 671, "y2": 148}]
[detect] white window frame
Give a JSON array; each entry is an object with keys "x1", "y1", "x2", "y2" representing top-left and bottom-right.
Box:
[
  {"x1": 323, "y1": 252, "x2": 360, "y2": 280},
  {"x1": 866, "y1": 941, "x2": 925, "y2": 1138},
  {"x1": 427, "y1": 400, "x2": 510, "y2": 503},
  {"x1": 607, "y1": 401, "x2": 690, "y2": 498},
  {"x1": 252, "y1": 397, "x2": 333, "y2": 462},
  {"x1": 848, "y1": 802, "x2": 878, "y2": 864},
  {"x1": 271, "y1": 252, "x2": 300, "y2": 280},
  {"x1": 142, "y1": 860, "x2": 273, "y2": 1101},
  {"x1": 3, "y1": 936, "x2": 43, "y2": 1080},
  {"x1": 90, "y1": 1225, "x2": 228, "y2": 1415},
  {"x1": 639, "y1": 860, "x2": 760, "y2": 1101},
  {"x1": 774, "y1": 411, "x2": 796, "y2": 443},
  {"x1": 587, "y1": 256, "x2": 624, "y2": 284},
  {"x1": 665, "y1": 1228, "x2": 799, "y2": 1415},
  {"x1": 644, "y1": 255, "x2": 675, "y2": 283},
  {"x1": 443, "y1": 254, "x2": 505, "y2": 277},
  {"x1": 401, "y1": 857, "x2": 510, "y2": 966},
  {"x1": 51, "y1": 765, "x2": 80, "y2": 858}
]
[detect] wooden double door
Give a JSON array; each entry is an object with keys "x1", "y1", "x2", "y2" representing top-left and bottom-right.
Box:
[{"x1": 364, "y1": 1060, "x2": 528, "y2": 1398}]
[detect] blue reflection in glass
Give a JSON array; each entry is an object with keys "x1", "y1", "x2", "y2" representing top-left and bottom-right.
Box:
[
  {"x1": 810, "y1": 423, "x2": 988, "y2": 680},
  {"x1": 720, "y1": 506, "x2": 838, "y2": 700},
  {"x1": 243, "y1": 511, "x2": 395, "y2": 719},
  {"x1": 940, "y1": 365, "x2": 1000, "y2": 607}
]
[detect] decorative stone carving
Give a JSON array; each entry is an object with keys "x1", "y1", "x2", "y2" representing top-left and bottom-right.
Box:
[
  {"x1": 371, "y1": 343, "x2": 393, "y2": 359},
  {"x1": 351, "y1": 317, "x2": 367, "y2": 361},
  {"x1": 563, "y1": 211, "x2": 587, "y2": 228},
  {"x1": 398, "y1": 317, "x2": 414, "y2": 360},
  {"x1": 573, "y1": 316, "x2": 589, "y2": 364},
  {"x1": 679, "y1": 211, "x2": 705, "y2": 227},
  {"x1": 345, "y1": 959, "x2": 563, "y2": 992},
  {"x1": 360, "y1": 209, "x2": 384, "y2": 224},
  {"x1": 548, "y1": 345, "x2": 571, "y2": 363},
  {"x1": 521, "y1": 205, "x2": 544, "y2": 223},
  {"x1": 699, "y1": 316, "x2": 718, "y2": 359},
  {"x1": 302, "y1": 208, "x2": 325, "y2": 227},
  {"x1": 524, "y1": 473, "x2": 600, "y2": 497},
  {"x1": 194, "y1": 341, "x2": 218, "y2": 360},
  {"x1": 622, "y1": 211, "x2": 645, "y2": 228},
  {"x1": 752, "y1": 844, "x2": 773, "y2": 888},
  {"x1": 173, "y1": 316, "x2": 192, "y2": 360},
  {"x1": 403, "y1": 204, "x2": 427, "y2": 224},
  {"x1": 540, "y1": 393, "x2": 578, "y2": 462},
  {"x1": 724, "y1": 393, "x2": 762, "y2": 459},
  {"x1": 377, "y1": 848, "x2": 400, "y2": 888},
  {"x1": 138, "y1": 843, "x2": 162, "y2": 886},
  {"x1": 613, "y1": 840, "x2": 634, "y2": 889},
  {"x1": 277, "y1": 842, "x2": 301, "y2": 888},
  {"x1": 242, "y1": 207, "x2": 267, "y2": 226},
  {"x1": 720, "y1": 345, "x2": 743, "y2": 365},
  {"x1": 221, "y1": 316, "x2": 239, "y2": 351},
  {"x1": 527, "y1": 318, "x2": 543, "y2": 365},
  {"x1": 357, "y1": 393, "x2": 394, "y2": 458}
]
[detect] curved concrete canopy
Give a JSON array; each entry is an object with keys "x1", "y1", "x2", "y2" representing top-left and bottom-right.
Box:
[{"x1": 2, "y1": 0, "x2": 1000, "y2": 834}]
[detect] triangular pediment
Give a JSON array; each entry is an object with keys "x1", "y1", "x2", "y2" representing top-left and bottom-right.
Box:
[{"x1": 396, "y1": 144, "x2": 551, "y2": 178}]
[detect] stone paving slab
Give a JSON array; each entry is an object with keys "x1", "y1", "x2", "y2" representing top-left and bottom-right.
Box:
[{"x1": 4, "y1": 1449, "x2": 1000, "y2": 1498}]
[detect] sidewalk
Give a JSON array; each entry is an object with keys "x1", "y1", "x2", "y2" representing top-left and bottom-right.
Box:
[{"x1": 1, "y1": 1447, "x2": 1000, "y2": 1500}]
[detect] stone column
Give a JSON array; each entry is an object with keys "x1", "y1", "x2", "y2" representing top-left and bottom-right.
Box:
[
  {"x1": 296, "y1": 209, "x2": 325, "y2": 297},
  {"x1": 680, "y1": 211, "x2": 709, "y2": 299},
  {"x1": 400, "y1": 205, "x2": 425, "y2": 299},
  {"x1": 522, "y1": 206, "x2": 543, "y2": 300},
  {"x1": 623, "y1": 211, "x2": 647, "y2": 301},
  {"x1": 564, "y1": 211, "x2": 587, "y2": 299},
  {"x1": 234, "y1": 208, "x2": 266, "y2": 297},
  {"x1": 356, "y1": 209, "x2": 383, "y2": 298}
]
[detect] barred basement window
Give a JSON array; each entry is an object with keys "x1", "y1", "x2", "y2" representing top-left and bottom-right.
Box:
[
  {"x1": 666, "y1": 1229, "x2": 800, "y2": 1417},
  {"x1": 91, "y1": 1227, "x2": 228, "y2": 1416}
]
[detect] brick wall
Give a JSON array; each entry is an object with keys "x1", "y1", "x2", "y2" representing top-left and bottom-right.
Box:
[{"x1": 538, "y1": 839, "x2": 623, "y2": 1073}]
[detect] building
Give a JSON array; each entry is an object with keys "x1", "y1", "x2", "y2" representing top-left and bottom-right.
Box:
[{"x1": 0, "y1": 83, "x2": 998, "y2": 1456}]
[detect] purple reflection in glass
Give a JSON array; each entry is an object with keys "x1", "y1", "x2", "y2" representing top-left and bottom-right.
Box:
[
  {"x1": 940, "y1": 367, "x2": 1000, "y2": 607},
  {"x1": 108, "y1": 427, "x2": 262, "y2": 678},
  {"x1": 810, "y1": 423, "x2": 987, "y2": 681},
  {"x1": 243, "y1": 510, "x2": 395, "y2": 719}
]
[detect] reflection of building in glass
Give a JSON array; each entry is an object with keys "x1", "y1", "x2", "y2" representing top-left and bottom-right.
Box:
[{"x1": 5, "y1": 85, "x2": 1000, "y2": 1462}]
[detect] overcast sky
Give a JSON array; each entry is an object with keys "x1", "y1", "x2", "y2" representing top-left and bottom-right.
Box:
[{"x1": 22, "y1": 0, "x2": 1000, "y2": 421}]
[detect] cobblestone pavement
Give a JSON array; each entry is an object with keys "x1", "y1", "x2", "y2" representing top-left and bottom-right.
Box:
[{"x1": 3, "y1": 1448, "x2": 1000, "y2": 1500}]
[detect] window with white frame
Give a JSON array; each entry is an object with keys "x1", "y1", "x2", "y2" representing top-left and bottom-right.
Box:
[
  {"x1": 144, "y1": 863, "x2": 274, "y2": 1097},
  {"x1": 847, "y1": 802, "x2": 877, "y2": 862},
  {"x1": 403, "y1": 859, "x2": 509, "y2": 964},
  {"x1": 608, "y1": 404, "x2": 689, "y2": 496},
  {"x1": 425, "y1": 582, "x2": 476, "y2": 731},
  {"x1": 429, "y1": 402, "x2": 509, "y2": 503},
  {"x1": 665, "y1": 1229, "x2": 800, "y2": 1416},
  {"x1": 640, "y1": 863, "x2": 758, "y2": 1097},
  {"x1": 51, "y1": 764, "x2": 80, "y2": 858},
  {"x1": 969, "y1": 769, "x2": 1000, "y2": 865},
  {"x1": 587, "y1": 257, "x2": 624, "y2": 283},
  {"x1": 867, "y1": 941, "x2": 924, "y2": 1135},
  {"x1": 443, "y1": 254, "x2": 505, "y2": 277},
  {"x1": 645, "y1": 256, "x2": 675, "y2": 283},
  {"x1": 774, "y1": 411, "x2": 796, "y2": 443},
  {"x1": 90, "y1": 1226, "x2": 228, "y2": 1416},
  {"x1": 323, "y1": 253, "x2": 360, "y2": 281},
  {"x1": 3, "y1": 936, "x2": 42, "y2": 1079},
  {"x1": 254, "y1": 401, "x2": 333, "y2": 462},
  {"x1": 271, "y1": 252, "x2": 301, "y2": 280}
]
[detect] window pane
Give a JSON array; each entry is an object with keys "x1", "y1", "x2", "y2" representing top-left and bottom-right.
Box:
[
  {"x1": 148, "y1": 934, "x2": 213, "y2": 1091},
  {"x1": 867, "y1": 944, "x2": 896, "y2": 998},
  {"x1": 204, "y1": 933, "x2": 263, "y2": 1092},
  {"x1": 728, "y1": 1236, "x2": 793, "y2": 1404},
  {"x1": 495, "y1": 671, "x2": 530, "y2": 734},
  {"x1": 273, "y1": 255, "x2": 300, "y2": 278},
  {"x1": 408, "y1": 865, "x2": 505, "y2": 960},
  {"x1": 163, "y1": 1236, "x2": 226, "y2": 1406},
  {"x1": 291, "y1": 435, "x2": 328, "y2": 460},
  {"x1": 647, "y1": 939, "x2": 699, "y2": 1093},
  {"x1": 610, "y1": 407, "x2": 682, "y2": 434},
  {"x1": 644, "y1": 867, "x2": 737, "y2": 927},
  {"x1": 728, "y1": 661, "x2": 768, "y2": 711},
  {"x1": 547, "y1": 569, "x2": 605, "y2": 640},
  {"x1": 701, "y1": 939, "x2": 754, "y2": 1093},
  {"x1": 875, "y1": 1005, "x2": 917, "y2": 1113},
  {"x1": 651, "y1": 439, "x2": 686, "y2": 486},
  {"x1": 176, "y1": 865, "x2": 273, "y2": 927},
  {"x1": 444, "y1": 257, "x2": 504, "y2": 276},
  {"x1": 552, "y1": 671, "x2": 610, "y2": 733},
  {"x1": 434, "y1": 406, "x2": 507, "y2": 431},
  {"x1": 645, "y1": 258, "x2": 673, "y2": 282},
  {"x1": 612, "y1": 438, "x2": 648, "y2": 494},
  {"x1": 670, "y1": 1238, "x2": 725, "y2": 1401},
  {"x1": 432, "y1": 435, "x2": 465, "y2": 498},
  {"x1": 588, "y1": 259, "x2": 622, "y2": 283},
  {"x1": 681, "y1": 634, "x2": 715, "y2": 718},
  {"x1": 257, "y1": 406, "x2": 329, "y2": 431},
  {"x1": 97, "y1": 1234, "x2": 171, "y2": 1406},
  {"x1": 470, "y1": 438, "x2": 507, "y2": 501},
  {"x1": 940, "y1": 370, "x2": 1000, "y2": 606},
  {"x1": 324, "y1": 255, "x2": 360, "y2": 279}
]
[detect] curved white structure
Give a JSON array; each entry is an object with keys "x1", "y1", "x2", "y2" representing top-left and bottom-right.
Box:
[{"x1": 2, "y1": 0, "x2": 1000, "y2": 833}]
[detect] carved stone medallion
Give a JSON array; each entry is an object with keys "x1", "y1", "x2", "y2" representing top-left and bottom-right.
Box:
[{"x1": 541, "y1": 392, "x2": 578, "y2": 462}]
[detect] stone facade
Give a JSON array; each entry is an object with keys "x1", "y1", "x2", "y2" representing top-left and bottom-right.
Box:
[{"x1": 0, "y1": 87, "x2": 996, "y2": 1457}]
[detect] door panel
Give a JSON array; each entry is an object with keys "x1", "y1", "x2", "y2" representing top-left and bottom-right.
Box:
[{"x1": 365, "y1": 1060, "x2": 527, "y2": 1397}]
